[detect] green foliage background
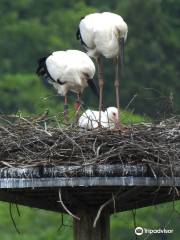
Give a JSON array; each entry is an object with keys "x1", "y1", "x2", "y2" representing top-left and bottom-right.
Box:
[
  {"x1": 0, "y1": 0, "x2": 179, "y2": 117},
  {"x1": 0, "y1": 202, "x2": 180, "y2": 240},
  {"x1": 0, "y1": 0, "x2": 180, "y2": 239}
]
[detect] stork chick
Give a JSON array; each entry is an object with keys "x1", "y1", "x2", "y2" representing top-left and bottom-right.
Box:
[{"x1": 78, "y1": 107, "x2": 119, "y2": 130}]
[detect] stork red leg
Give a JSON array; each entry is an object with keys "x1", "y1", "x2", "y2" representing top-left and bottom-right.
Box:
[
  {"x1": 114, "y1": 56, "x2": 121, "y2": 129},
  {"x1": 75, "y1": 92, "x2": 82, "y2": 121},
  {"x1": 97, "y1": 56, "x2": 104, "y2": 125},
  {"x1": 64, "y1": 95, "x2": 68, "y2": 123}
]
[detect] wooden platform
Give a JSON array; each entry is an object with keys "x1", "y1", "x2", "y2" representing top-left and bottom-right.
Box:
[
  {"x1": 0, "y1": 164, "x2": 180, "y2": 240},
  {"x1": 0, "y1": 164, "x2": 180, "y2": 212}
]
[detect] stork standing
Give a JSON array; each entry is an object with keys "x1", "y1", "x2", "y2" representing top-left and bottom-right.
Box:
[
  {"x1": 78, "y1": 107, "x2": 119, "y2": 130},
  {"x1": 36, "y1": 50, "x2": 99, "y2": 121},
  {"x1": 77, "y1": 12, "x2": 128, "y2": 127}
]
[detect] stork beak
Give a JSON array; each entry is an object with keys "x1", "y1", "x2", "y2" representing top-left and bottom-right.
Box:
[
  {"x1": 119, "y1": 37, "x2": 124, "y2": 73},
  {"x1": 114, "y1": 118, "x2": 120, "y2": 129},
  {"x1": 87, "y1": 78, "x2": 99, "y2": 99}
]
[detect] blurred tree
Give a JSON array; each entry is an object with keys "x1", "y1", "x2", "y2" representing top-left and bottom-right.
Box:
[
  {"x1": 0, "y1": 0, "x2": 179, "y2": 117},
  {"x1": 119, "y1": 0, "x2": 180, "y2": 118}
]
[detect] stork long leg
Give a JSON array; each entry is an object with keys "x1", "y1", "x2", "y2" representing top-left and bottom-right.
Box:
[
  {"x1": 114, "y1": 37, "x2": 124, "y2": 129},
  {"x1": 64, "y1": 95, "x2": 68, "y2": 123},
  {"x1": 75, "y1": 92, "x2": 82, "y2": 121},
  {"x1": 97, "y1": 56, "x2": 104, "y2": 125},
  {"x1": 114, "y1": 56, "x2": 121, "y2": 128}
]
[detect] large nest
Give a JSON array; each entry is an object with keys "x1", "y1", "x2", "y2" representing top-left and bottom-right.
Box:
[{"x1": 0, "y1": 115, "x2": 180, "y2": 176}]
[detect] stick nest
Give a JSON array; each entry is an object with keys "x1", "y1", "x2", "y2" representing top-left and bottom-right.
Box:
[{"x1": 0, "y1": 115, "x2": 180, "y2": 171}]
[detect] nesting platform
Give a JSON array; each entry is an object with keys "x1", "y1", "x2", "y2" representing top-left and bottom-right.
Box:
[
  {"x1": 0, "y1": 115, "x2": 180, "y2": 239},
  {"x1": 0, "y1": 164, "x2": 180, "y2": 240},
  {"x1": 0, "y1": 164, "x2": 180, "y2": 211}
]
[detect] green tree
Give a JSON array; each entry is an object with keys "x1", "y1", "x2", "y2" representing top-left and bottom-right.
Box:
[{"x1": 0, "y1": 0, "x2": 179, "y2": 116}]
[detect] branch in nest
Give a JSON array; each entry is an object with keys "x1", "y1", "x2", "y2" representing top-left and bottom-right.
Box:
[{"x1": 0, "y1": 115, "x2": 179, "y2": 172}]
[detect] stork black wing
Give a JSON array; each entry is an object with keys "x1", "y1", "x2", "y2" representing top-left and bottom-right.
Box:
[
  {"x1": 76, "y1": 26, "x2": 88, "y2": 48},
  {"x1": 76, "y1": 16, "x2": 85, "y2": 40},
  {"x1": 36, "y1": 56, "x2": 54, "y2": 88},
  {"x1": 36, "y1": 57, "x2": 47, "y2": 76},
  {"x1": 76, "y1": 27, "x2": 81, "y2": 40}
]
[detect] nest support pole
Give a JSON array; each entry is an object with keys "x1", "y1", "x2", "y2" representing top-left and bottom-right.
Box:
[{"x1": 73, "y1": 208, "x2": 110, "y2": 240}]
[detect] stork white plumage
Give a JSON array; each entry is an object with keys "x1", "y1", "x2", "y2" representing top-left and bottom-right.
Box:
[
  {"x1": 36, "y1": 50, "x2": 99, "y2": 121},
  {"x1": 78, "y1": 107, "x2": 119, "y2": 130},
  {"x1": 77, "y1": 12, "x2": 128, "y2": 127}
]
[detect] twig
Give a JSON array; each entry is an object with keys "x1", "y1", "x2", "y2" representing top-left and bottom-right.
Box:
[
  {"x1": 57, "y1": 188, "x2": 80, "y2": 220},
  {"x1": 9, "y1": 203, "x2": 21, "y2": 234},
  {"x1": 57, "y1": 213, "x2": 72, "y2": 232},
  {"x1": 132, "y1": 209, "x2": 137, "y2": 240},
  {"x1": 93, "y1": 190, "x2": 121, "y2": 228},
  {"x1": 112, "y1": 193, "x2": 116, "y2": 214},
  {"x1": 15, "y1": 203, "x2": 21, "y2": 217},
  {"x1": 125, "y1": 94, "x2": 137, "y2": 110}
]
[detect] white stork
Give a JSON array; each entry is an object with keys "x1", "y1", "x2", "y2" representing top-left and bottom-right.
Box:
[
  {"x1": 77, "y1": 12, "x2": 128, "y2": 127},
  {"x1": 78, "y1": 107, "x2": 119, "y2": 129},
  {"x1": 36, "y1": 50, "x2": 99, "y2": 121}
]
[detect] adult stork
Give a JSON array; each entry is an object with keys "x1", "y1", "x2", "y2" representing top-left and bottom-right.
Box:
[
  {"x1": 78, "y1": 107, "x2": 119, "y2": 130},
  {"x1": 36, "y1": 50, "x2": 99, "y2": 121},
  {"x1": 77, "y1": 12, "x2": 128, "y2": 127}
]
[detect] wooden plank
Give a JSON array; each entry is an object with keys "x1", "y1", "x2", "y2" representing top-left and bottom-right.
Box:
[
  {"x1": 73, "y1": 209, "x2": 110, "y2": 240},
  {"x1": 0, "y1": 164, "x2": 148, "y2": 178},
  {"x1": 115, "y1": 193, "x2": 180, "y2": 213},
  {"x1": 0, "y1": 164, "x2": 179, "y2": 180},
  {"x1": 0, "y1": 176, "x2": 180, "y2": 189},
  {"x1": 0, "y1": 190, "x2": 63, "y2": 212},
  {"x1": 0, "y1": 186, "x2": 179, "y2": 213}
]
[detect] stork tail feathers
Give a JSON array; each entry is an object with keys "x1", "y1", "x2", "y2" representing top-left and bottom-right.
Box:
[
  {"x1": 36, "y1": 56, "x2": 54, "y2": 88},
  {"x1": 76, "y1": 27, "x2": 88, "y2": 48},
  {"x1": 76, "y1": 28, "x2": 81, "y2": 40},
  {"x1": 36, "y1": 57, "x2": 47, "y2": 76}
]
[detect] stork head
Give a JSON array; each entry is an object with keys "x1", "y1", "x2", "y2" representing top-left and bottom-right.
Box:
[{"x1": 105, "y1": 107, "x2": 119, "y2": 127}]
